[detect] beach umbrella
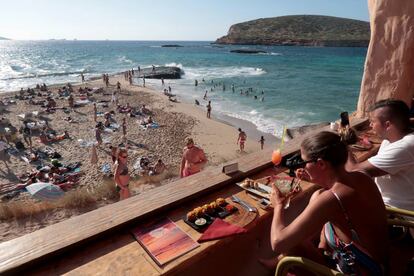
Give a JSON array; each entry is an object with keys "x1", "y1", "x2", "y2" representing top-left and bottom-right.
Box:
[{"x1": 26, "y1": 182, "x2": 64, "y2": 201}]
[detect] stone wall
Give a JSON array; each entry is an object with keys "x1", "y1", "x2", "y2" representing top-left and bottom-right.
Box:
[{"x1": 356, "y1": 0, "x2": 414, "y2": 117}]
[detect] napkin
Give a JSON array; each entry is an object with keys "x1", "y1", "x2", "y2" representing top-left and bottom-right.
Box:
[{"x1": 197, "y1": 218, "x2": 247, "y2": 242}]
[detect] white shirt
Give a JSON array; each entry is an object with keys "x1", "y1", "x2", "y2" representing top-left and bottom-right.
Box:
[{"x1": 368, "y1": 133, "x2": 414, "y2": 210}]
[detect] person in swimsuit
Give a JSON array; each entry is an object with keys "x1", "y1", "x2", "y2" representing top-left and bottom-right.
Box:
[
  {"x1": 267, "y1": 131, "x2": 388, "y2": 275},
  {"x1": 180, "y1": 137, "x2": 207, "y2": 178},
  {"x1": 206, "y1": 101, "x2": 212, "y2": 119},
  {"x1": 237, "y1": 128, "x2": 247, "y2": 152},
  {"x1": 114, "y1": 148, "x2": 130, "y2": 200}
]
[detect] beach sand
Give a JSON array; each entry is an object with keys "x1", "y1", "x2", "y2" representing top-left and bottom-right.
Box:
[{"x1": 0, "y1": 74, "x2": 277, "y2": 242}]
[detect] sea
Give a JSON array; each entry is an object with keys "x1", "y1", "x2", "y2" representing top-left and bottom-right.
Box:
[{"x1": 0, "y1": 40, "x2": 367, "y2": 137}]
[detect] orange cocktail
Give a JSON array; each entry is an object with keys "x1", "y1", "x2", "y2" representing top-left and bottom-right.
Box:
[{"x1": 272, "y1": 149, "x2": 282, "y2": 166}]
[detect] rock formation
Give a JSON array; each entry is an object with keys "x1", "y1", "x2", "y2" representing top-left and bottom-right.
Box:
[
  {"x1": 356, "y1": 0, "x2": 414, "y2": 117},
  {"x1": 230, "y1": 49, "x2": 267, "y2": 54},
  {"x1": 137, "y1": 66, "x2": 182, "y2": 79},
  {"x1": 216, "y1": 15, "x2": 370, "y2": 47}
]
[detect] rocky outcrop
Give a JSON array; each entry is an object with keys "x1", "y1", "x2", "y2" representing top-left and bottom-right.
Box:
[
  {"x1": 0, "y1": 36, "x2": 10, "y2": 40},
  {"x1": 356, "y1": 0, "x2": 414, "y2": 117},
  {"x1": 161, "y1": 44, "x2": 183, "y2": 47},
  {"x1": 216, "y1": 15, "x2": 370, "y2": 47},
  {"x1": 230, "y1": 49, "x2": 267, "y2": 54},
  {"x1": 137, "y1": 66, "x2": 182, "y2": 79}
]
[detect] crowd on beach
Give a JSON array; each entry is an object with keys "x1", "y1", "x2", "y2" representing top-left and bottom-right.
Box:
[
  {"x1": 0, "y1": 65, "x2": 271, "y2": 209},
  {"x1": 0, "y1": 71, "x2": 197, "y2": 206}
]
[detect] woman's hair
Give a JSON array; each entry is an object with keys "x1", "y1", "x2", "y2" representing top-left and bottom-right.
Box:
[{"x1": 301, "y1": 131, "x2": 348, "y2": 168}]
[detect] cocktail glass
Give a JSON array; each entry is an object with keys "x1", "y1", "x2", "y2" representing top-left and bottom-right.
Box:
[{"x1": 272, "y1": 149, "x2": 282, "y2": 166}]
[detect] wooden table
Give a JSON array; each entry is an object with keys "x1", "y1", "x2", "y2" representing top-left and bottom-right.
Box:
[{"x1": 29, "y1": 168, "x2": 318, "y2": 276}]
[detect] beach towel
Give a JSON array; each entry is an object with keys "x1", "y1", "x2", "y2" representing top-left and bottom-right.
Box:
[
  {"x1": 78, "y1": 139, "x2": 96, "y2": 148},
  {"x1": 101, "y1": 163, "x2": 111, "y2": 174},
  {"x1": 75, "y1": 99, "x2": 90, "y2": 106}
]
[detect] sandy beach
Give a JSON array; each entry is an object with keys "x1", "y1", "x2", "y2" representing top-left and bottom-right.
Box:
[{"x1": 0, "y1": 73, "x2": 277, "y2": 242}]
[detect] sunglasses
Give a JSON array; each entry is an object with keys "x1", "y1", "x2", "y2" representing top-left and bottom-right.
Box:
[{"x1": 296, "y1": 158, "x2": 317, "y2": 167}]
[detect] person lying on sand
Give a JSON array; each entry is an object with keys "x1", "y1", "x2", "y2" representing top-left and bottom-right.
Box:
[
  {"x1": 39, "y1": 129, "x2": 70, "y2": 144},
  {"x1": 140, "y1": 116, "x2": 154, "y2": 126}
]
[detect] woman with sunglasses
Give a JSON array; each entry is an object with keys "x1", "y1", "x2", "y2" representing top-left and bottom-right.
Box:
[
  {"x1": 269, "y1": 131, "x2": 387, "y2": 275},
  {"x1": 114, "y1": 148, "x2": 130, "y2": 200}
]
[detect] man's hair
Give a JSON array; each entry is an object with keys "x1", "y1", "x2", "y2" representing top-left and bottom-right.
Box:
[
  {"x1": 371, "y1": 99, "x2": 410, "y2": 131},
  {"x1": 185, "y1": 137, "x2": 194, "y2": 145}
]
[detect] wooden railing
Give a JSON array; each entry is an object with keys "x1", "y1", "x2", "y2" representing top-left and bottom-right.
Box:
[{"x1": 0, "y1": 118, "x2": 368, "y2": 274}]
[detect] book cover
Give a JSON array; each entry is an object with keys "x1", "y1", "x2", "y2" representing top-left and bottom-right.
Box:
[{"x1": 132, "y1": 217, "x2": 199, "y2": 266}]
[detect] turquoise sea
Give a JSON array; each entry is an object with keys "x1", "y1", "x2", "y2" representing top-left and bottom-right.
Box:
[{"x1": 0, "y1": 40, "x2": 367, "y2": 137}]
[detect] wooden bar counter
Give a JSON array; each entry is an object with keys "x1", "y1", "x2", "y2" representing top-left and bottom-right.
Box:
[{"x1": 0, "y1": 118, "x2": 378, "y2": 275}]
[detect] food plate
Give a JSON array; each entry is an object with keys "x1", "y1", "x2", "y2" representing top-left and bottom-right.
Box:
[
  {"x1": 349, "y1": 142, "x2": 373, "y2": 151},
  {"x1": 184, "y1": 200, "x2": 238, "y2": 232},
  {"x1": 237, "y1": 176, "x2": 301, "y2": 199}
]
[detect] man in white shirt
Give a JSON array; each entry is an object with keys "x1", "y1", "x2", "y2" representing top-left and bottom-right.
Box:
[{"x1": 347, "y1": 99, "x2": 414, "y2": 211}]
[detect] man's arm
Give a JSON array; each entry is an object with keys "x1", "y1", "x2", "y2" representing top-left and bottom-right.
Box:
[
  {"x1": 180, "y1": 155, "x2": 186, "y2": 178},
  {"x1": 346, "y1": 151, "x2": 388, "y2": 177},
  {"x1": 198, "y1": 149, "x2": 208, "y2": 167}
]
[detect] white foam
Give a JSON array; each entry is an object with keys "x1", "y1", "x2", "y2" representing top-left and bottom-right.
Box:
[{"x1": 182, "y1": 66, "x2": 266, "y2": 80}]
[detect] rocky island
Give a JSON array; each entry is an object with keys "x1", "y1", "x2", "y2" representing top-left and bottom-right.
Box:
[
  {"x1": 138, "y1": 66, "x2": 183, "y2": 79},
  {"x1": 216, "y1": 15, "x2": 370, "y2": 47}
]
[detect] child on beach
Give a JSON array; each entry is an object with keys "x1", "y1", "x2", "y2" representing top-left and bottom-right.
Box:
[{"x1": 259, "y1": 136, "x2": 265, "y2": 150}]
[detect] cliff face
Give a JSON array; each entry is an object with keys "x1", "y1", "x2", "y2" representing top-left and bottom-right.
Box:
[
  {"x1": 216, "y1": 15, "x2": 370, "y2": 47},
  {"x1": 356, "y1": 0, "x2": 414, "y2": 117}
]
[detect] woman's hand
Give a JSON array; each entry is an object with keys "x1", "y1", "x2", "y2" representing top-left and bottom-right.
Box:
[
  {"x1": 295, "y1": 168, "x2": 310, "y2": 182},
  {"x1": 270, "y1": 183, "x2": 286, "y2": 208}
]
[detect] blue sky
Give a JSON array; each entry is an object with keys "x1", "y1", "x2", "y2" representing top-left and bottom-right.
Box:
[{"x1": 0, "y1": 0, "x2": 369, "y2": 40}]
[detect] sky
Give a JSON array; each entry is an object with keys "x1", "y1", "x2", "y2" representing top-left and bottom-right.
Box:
[{"x1": 0, "y1": 0, "x2": 369, "y2": 41}]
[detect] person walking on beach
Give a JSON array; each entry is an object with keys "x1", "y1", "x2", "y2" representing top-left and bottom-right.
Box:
[
  {"x1": 180, "y1": 137, "x2": 207, "y2": 178},
  {"x1": 237, "y1": 128, "x2": 247, "y2": 152},
  {"x1": 161, "y1": 78, "x2": 164, "y2": 86},
  {"x1": 95, "y1": 122, "x2": 103, "y2": 147},
  {"x1": 68, "y1": 94, "x2": 74, "y2": 110},
  {"x1": 20, "y1": 121, "x2": 32, "y2": 150},
  {"x1": 206, "y1": 101, "x2": 212, "y2": 119},
  {"x1": 203, "y1": 91, "x2": 208, "y2": 100},
  {"x1": 93, "y1": 103, "x2": 97, "y2": 122},
  {"x1": 195, "y1": 79, "x2": 198, "y2": 87},
  {"x1": 143, "y1": 76, "x2": 146, "y2": 87},
  {"x1": 259, "y1": 136, "x2": 265, "y2": 150},
  {"x1": 81, "y1": 73, "x2": 85, "y2": 83},
  {"x1": 114, "y1": 148, "x2": 131, "y2": 200},
  {"x1": 111, "y1": 90, "x2": 118, "y2": 106}
]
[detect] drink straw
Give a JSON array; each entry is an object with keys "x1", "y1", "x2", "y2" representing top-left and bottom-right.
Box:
[{"x1": 279, "y1": 126, "x2": 286, "y2": 150}]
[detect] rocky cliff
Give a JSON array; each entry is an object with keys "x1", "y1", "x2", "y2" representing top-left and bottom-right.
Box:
[
  {"x1": 216, "y1": 15, "x2": 370, "y2": 47},
  {"x1": 356, "y1": 0, "x2": 414, "y2": 117}
]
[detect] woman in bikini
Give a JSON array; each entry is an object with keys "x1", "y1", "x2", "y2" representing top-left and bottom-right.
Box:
[
  {"x1": 114, "y1": 148, "x2": 130, "y2": 200},
  {"x1": 269, "y1": 131, "x2": 388, "y2": 275}
]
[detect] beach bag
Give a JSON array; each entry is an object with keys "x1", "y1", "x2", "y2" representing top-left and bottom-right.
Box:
[{"x1": 15, "y1": 141, "x2": 25, "y2": 150}]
